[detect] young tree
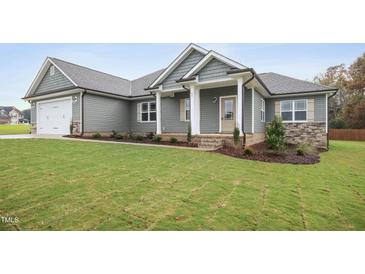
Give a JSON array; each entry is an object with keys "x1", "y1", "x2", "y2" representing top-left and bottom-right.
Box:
[
  {"x1": 266, "y1": 115, "x2": 286, "y2": 153},
  {"x1": 348, "y1": 53, "x2": 365, "y2": 96},
  {"x1": 314, "y1": 64, "x2": 350, "y2": 120},
  {"x1": 342, "y1": 95, "x2": 365, "y2": 128}
]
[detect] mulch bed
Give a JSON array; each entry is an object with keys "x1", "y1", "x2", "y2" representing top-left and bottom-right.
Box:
[
  {"x1": 64, "y1": 135, "x2": 198, "y2": 148},
  {"x1": 216, "y1": 142, "x2": 321, "y2": 164}
]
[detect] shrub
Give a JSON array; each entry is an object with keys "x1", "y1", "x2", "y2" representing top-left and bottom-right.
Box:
[
  {"x1": 152, "y1": 135, "x2": 162, "y2": 142},
  {"x1": 170, "y1": 137, "x2": 178, "y2": 143},
  {"x1": 187, "y1": 122, "x2": 192, "y2": 144},
  {"x1": 115, "y1": 133, "x2": 123, "y2": 140},
  {"x1": 266, "y1": 115, "x2": 286, "y2": 153},
  {"x1": 146, "y1": 132, "x2": 155, "y2": 140},
  {"x1": 329, "y1": 117, "x2": 347, "y2": 129},
  {"x1": 136, "y1": 135, "x2": 144, "y2": 141},
  {"x1": 243, "y1": 147, "x2": 254, "y2": 155},
  {"x1": 92, "y1": 132, "x2": 101, "y2": 139},
  {"x1": 111, "y1": 130, "x2": 118, "y2": 138},
  {"x1": 296, "y1": 143, "x2": 313, "y2": 156},
  {"x1": 233, "y1": 127, "x2": 240, "y2": 146}
]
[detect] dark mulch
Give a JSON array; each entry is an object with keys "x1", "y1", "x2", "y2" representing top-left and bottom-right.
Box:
[
  {"x1": 216, "y1": 142, "x2": 321, "y2": 164},
  {"x1": 64, "y1": 135, "x2": 198, "y2": 148}
]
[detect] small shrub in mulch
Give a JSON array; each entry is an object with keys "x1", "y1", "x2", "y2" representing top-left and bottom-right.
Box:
[
  {"x1": 243, "y1": 147, "x2": 254, "y2": 156},
  {"x1": 152, "y1": 136, "x2": 162, "y2": 143},
  {"x1": 216, "y1": 142, "x2": 320, "y2": 164},
  {"x1": 115, "y1": 133, "x2": 123, "y2": 140},
  {"x1": 92, "y1": 132, "x2": 101, "y2": 139},
  {"x1": 135, "y1": 135, "x2": 144, "y2": 141},
  {"x1": 170, "y1": 137, "x2": 178, "y2": 143}
]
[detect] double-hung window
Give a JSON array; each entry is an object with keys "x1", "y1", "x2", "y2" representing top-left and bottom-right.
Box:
[
  {"x1": 184, "y1": 98, "x2": 190, "y2": 121},
  {"x1": 260, "y1": 99, "x2": 265, "y2": 122},
  {"x1": 280, "y1": 99, "x2": 307, "y2": 122},
  {"x1": 139, "y1": 102, "x2": 156, "y2": 122}
]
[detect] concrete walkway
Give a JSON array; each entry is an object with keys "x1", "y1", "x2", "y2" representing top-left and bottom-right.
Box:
[
  {"x1": 0, "y1": 134, "x2": 33, "y2": 139},
  {"x1": 0, "y1": 134, "x2": 209, "y2": 151}
]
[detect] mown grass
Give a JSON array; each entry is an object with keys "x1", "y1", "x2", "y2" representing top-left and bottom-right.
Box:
[
  {"x1": 0, "y1": 124, "x2": 31, "y2": 135},
  {"x1": 0, "y1": 139, "x2": 364, "y2": 230}
]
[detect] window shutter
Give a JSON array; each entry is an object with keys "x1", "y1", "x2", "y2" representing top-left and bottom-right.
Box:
[
  {"x1": 274, "y1": 101, "x2": 280, "y2": 116},
  {"x1": 308, "y1": 99, "x2": 314, "y2": 122},
  {"x1": 179, "y1": 99, "x2": 185, "y2": 121},
  {"x1": 137, "y1": 103, "x2": 141, "y2": 122}
]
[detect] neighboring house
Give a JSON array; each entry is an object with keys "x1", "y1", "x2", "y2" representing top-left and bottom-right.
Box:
[
  {"x1": 23, "y1": 44, "x2": 337, "y2": 148},
  {"x1": 0, "y1": 106, "x2": 23, "y2": 124}
]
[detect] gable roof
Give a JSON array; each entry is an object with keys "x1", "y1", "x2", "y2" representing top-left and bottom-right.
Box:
[
  {"x1": 50, "y1": 58, "x2": 131, "y2": 96},
  {"x1": 0, "y1": 106, "x2": 15, "y2": 113},
  {"x1": 24, "y1": 44, "x2": 337, "y2": 100},
  {"x1": 25, "y1": 57, "x2": 165, "y2": 99},
  {"x1": 147, "y1": 43, "x2": 209, "y2": 89},
  {"x1": 182, "y1": 50, "x2": 247, "y2": 80},
  {"x1": 258, "y1": 72, "x2": 337, "y2": 95}
]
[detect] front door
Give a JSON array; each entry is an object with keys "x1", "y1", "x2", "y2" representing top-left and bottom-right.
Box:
[{"x1": 221, "y1": 96, "x2": 236, "y2": 133}]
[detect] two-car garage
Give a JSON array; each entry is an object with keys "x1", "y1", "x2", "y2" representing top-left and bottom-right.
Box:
[{"x1": 36, "y1": 97, "x2": 73, "y2": 135}]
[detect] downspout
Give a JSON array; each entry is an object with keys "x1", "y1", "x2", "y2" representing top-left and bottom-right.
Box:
[
  {"x1": 327, "y1": 90, "x2": 338, "y2": 150},
  {"x1": 241, "y1": 70, "x2": 255, "y2": 146},
  {"x1": 81, "y1": 90, "x2": 86, "y2": 136}
]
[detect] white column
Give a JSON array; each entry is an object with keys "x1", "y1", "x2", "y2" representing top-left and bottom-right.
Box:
[
  {"x1": 156, "y1": 91, "x2": 162, "y2": 134},
  {"x1": 252, "y1": 87, "x2": 255, "y2": 133},
  {"x1": 195, "y1": 87, "x2": 200, "y2": 134},
  {"x1": 190, "y1": 85, "x2": 200, "y2": 135},
  {"x1": 237, "y1": 78, "x2": 243, "y2": 136}
]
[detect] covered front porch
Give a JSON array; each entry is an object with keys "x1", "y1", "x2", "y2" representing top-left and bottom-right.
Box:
[{"x1": 154, "y1": 69, "x2": 268, "y2": 137}]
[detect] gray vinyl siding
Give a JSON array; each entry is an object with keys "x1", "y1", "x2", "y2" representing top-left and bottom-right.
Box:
[
  {"x1": 161, "y1": 50, "x2": 205, "y2": 90},
  {"x1": 83, "y1": 93, "x2": 129, "y2": 132},
  {"x1": 130, "y1": 98, "x2": 156, "y2": 134},
  {"x1": 243, "y1": 88, "x2": 252, "y2": 133},
  {"x1": 254, "y1": 90, "x2": 266, "y2": 133},
  {"x1": 200, "y1": 86, "x2": 237, "y2": 133},
  {"x1": 161, "y1": 92, "x2": 189, "y2": 133},
  {"x1": 31, "y1": 103, "x2": 36, "y2": 124},
  {"x1": 30, "y1": 93, "x2": 80, "y2": 124},
  {"x1": 34, "y1": 66, "x2": 74, "y2": 94},
  {"x1": 265, "y1": 94, "x2": 327, "y2": 122},
  {"x1": 199, "y1": 58, "x2": 233, "y2": 82}
]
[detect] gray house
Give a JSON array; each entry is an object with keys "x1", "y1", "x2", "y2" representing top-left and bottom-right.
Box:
[{"x1": 23, "y1": 44, "x2": 337, "y2": 148}]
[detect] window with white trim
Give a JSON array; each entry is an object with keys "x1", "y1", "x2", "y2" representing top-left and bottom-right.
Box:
[
  {"x1": 280, "y1": 99, "x2": 307, "y2": 122},
  {"x1": 184, "y1": 98, "x2": 190, "y2": 121},
  {"x1": 260, "y1": 99, "x2": 265, "y2": 122},
  {"x1": 50, "y1": 65, "x2": 55, "y2": 76},
  {"x1": 139, "y1": 102, "x2": 156, "y2": 122}
]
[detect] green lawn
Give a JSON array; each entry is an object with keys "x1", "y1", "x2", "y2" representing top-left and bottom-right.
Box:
[
  {"x1": 0, "y1": 139, "x2": 364, "y2": 230},
  {"x1": 0, "y1": 124, "x2": 31, "y2": 135}
]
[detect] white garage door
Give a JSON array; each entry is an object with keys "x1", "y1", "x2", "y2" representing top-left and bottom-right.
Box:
[{"x1": 37, "y1": 98, "x2": 72, "y2": 135}]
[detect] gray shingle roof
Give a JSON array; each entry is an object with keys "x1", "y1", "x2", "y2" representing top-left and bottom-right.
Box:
[
  {"x1": 50, "y1": 58, "x2": 164, "y2": 97},
  {"x1": 131, "y1": 69, "x2": 165, "y2": 96},
  {"x1": 258, "y1": 72, "x2": 336, "y2": 95},
  {"x1": 0, "y1": 106, "x2": 14, "y2": 114},
  {"x1": 50, "y1": 58, "x2": 131, "y2": 96}
]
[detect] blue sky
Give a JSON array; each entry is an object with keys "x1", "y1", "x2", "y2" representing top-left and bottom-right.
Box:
[{"x1": 0, "y1": 43, "x2": 364, "y2": 110}]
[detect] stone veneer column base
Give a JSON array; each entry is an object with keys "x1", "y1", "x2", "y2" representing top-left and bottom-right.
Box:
[{"x1": 282, "y1": 122, "x2": 327, "y2": 149}]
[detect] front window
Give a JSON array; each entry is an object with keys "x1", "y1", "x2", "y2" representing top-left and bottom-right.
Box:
[
  {"x1": 184, "y1": 98, "x2": 190, "y2": 121},
  {"x1": 280, "y1": 100, "x2": 307, "y2": 122},
  {"x1": 260, "y1": 99, "x2": 265, "y2": 122},
  {"x1": 140, "y1": 102, "x2": 156, "y2": 122}
]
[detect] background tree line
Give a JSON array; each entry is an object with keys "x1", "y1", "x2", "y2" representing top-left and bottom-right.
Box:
[{"x1": 314, "y1": 52, "x2": 365, "y2": 129}]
